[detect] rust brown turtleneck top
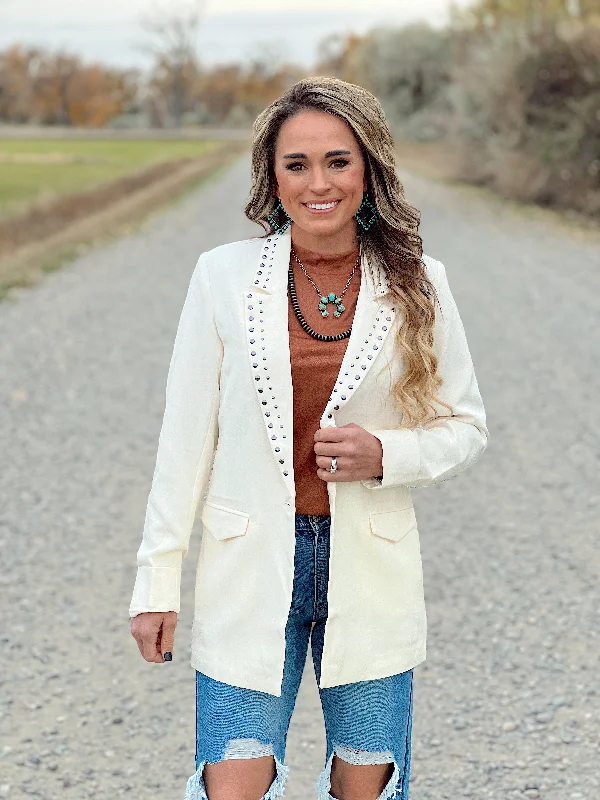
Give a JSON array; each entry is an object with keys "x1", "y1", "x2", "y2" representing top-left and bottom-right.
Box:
[{"x1": 288, "y1": 240, "x2": 361, "y2": 515}]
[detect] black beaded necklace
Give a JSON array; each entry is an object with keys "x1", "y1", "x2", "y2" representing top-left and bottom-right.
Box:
[{"x1": 288, "y1": 251, "x2": 359, "y2": 342}]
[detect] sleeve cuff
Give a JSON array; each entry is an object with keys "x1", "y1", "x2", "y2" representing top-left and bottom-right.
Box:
[
  {"x1": 360, "y1": 428, "x2": 421, "y2": 489},
  {"x1": 128, "y1": 566, "x2": 181, "y2": 617}
]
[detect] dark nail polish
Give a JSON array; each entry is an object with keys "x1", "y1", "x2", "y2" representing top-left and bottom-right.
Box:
[{"x1": 163, "y1": 652, "x2": 172, "y2": 662}]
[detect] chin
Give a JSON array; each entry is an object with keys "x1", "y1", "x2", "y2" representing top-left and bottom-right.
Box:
[{"x1": 297, "y1": 216, "x2": 353, "y2": 236}]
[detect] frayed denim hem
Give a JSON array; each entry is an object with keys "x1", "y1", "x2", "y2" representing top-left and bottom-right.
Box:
[
  {"x1": 315, "y1": 750, "x2": 405, "y2": 800},
  {"x1": 185, "y1": 754, "x2": 290, "y2": 799}
]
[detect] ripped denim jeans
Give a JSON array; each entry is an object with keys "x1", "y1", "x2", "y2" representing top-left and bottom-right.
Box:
[{"x1": 186, "y1": 513, "x2": 414, "y2": 800}]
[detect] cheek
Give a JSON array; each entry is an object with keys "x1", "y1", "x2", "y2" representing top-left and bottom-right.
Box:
[
  {"x1": 339, "y1": 167, "x2": 366, "y2": 196},
  {"x1": 274, "y1": 169, "x2": 301, "y2": 200}
]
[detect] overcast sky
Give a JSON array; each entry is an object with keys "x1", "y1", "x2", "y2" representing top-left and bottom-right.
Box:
[{"x1": 0, "y1": 0, "x2": 472, "y2": 68}]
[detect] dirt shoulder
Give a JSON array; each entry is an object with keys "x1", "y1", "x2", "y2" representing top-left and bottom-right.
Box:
[{"x1": 0, "y1": 141, "x2": 247, "y2": 300}]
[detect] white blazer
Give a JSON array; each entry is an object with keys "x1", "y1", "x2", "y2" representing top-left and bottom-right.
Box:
[{"x1": 129, "y1": 225, "x2": 489, "y2": 696}]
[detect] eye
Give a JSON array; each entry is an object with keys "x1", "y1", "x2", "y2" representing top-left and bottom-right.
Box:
[
  {"x1": 285, "y1": 162, "x2": 305, "y2": 171},
  {"x1": 330, "y1": 158, "x2": 350, "y2": 168}
]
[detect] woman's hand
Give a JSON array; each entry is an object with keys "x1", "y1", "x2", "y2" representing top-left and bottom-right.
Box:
[
  {"x1": 314, "y1": 423, "x2": 383, "y2": 482},
  {"x1": 130, "y1": 611, "x2": 177, "y2": 663}
]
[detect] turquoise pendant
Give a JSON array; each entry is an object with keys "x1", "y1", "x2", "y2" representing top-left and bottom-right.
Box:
[{"x1": 318, "y1": 292, "x2": 345, "y2": 318}]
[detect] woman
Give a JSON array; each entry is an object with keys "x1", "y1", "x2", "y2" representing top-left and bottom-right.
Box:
[{"x1": 129, "y1": 77, "x2": 489, "y2": 800}]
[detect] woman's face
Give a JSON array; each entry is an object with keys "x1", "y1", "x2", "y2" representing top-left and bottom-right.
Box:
[{"x1": 273, "y1": 108, "x2": 367, "y2": 244}]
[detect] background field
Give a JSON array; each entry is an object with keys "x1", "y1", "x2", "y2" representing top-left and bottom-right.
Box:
[{"x1": 0, "y1": 139, "x2": 221, "y2": 219}]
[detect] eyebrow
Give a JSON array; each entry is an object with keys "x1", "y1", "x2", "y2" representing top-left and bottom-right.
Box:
[{"x1": 282, "y1": 149, "x2": 352, "y2": 159}]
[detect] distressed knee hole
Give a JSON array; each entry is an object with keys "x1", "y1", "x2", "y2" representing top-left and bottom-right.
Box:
[
  {"x1": 222, "y1": 737, "x2": 275, "y2": 760},
  {"x1": 316, "y1": 749, "x2": 403, "y2": 800},
  {"x1": 333, "y1": 745, "x2": 395, "y2": 766},
  {"x1": 186, "y1": 742, "x2": 290, "y2": 800}
]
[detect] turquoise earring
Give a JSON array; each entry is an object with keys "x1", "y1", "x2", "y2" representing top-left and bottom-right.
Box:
[
  {"x1": 354, "y1": 193, "x2": 378, "y2": 231},
  {"x1": 267, "y1": 200, "x2": 292, "y2": 234}
]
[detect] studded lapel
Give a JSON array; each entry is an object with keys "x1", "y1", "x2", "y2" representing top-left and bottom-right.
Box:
[{"x1": 243, "y1": 227, "x2": 397, "y2": 499}]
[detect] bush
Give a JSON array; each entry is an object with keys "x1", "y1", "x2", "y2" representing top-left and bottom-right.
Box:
[{"x1": 448, "y1": 23, "x2": 600, "y2": 215}]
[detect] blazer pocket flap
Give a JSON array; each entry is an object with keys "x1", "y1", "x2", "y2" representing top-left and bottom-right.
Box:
[
  {"x1": 369, "y1": 507, "x2": 417, "y2": 543},
  {"x1": 201, "y1": 502, "x2": 250, "y2": 541}
]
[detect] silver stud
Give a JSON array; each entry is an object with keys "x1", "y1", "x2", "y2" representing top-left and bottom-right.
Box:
[
  {"x1": 341, "y1": 395, "x2": 346, "y2": 400},
  {"x1": 382, "y1": 326, "x2": 388, "y2": 331},
  {"x1": 275, "y1": 447, "x2": 280, "y2": 452},
  {"x1": 279, "y1": 459, "x2": 284, "y2": 464},
  {"x1": 283, "y1": 471, "x2": 289, "y2": 476},
  {"x1": 248, "y1": 305, "x2": 253, "y2": 310},
  {"x1": 268, "y1": 423, "x2": 273, "y2": 428},
  {"x1": 252, "y1": 363, "x2": 258, "y2": 368},
  {"x1": 377, "y1": 335, "x2": 382, "y2": 340},
  {"x1": 355, "y1": 375, "x2": 360, "y2": 380},
  {"x1": 368, "y1": 355, "x2": 373, "y2": 360},
  {"x1": 255, "y1": 376, "x2": 260, "y2": 380},
  {"x1": 250, "y1": 339, "x2": 255, "y2": 344},
  {"x1": 271, "y1": 435, "x2": 277, "y2": 440},
  {"x1": 373, "y1": 345, "x2": 378, "y2": 350},
  {"x1": 265, "y1": 412, "x2": 270, "y2": 417}
]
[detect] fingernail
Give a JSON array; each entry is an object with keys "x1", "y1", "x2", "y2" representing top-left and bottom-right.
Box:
[{"x1": 163, "y1": 652, "x2": 172, "y2": 662}]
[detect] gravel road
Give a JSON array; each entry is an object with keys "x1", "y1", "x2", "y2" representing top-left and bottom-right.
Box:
[{"x1": 1, "y1": 154, "x2": 599, "y2": 800}]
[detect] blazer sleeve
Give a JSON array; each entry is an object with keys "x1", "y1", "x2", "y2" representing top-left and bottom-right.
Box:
[
  {"x1": 361, "y1": 257, "x2": 489, "y2": 490},
  {"x1": 129, "y1": 252, "x2": 222, "y2": 617}
]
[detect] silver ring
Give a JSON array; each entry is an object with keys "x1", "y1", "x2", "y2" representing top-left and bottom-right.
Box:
[{"x1": 329, "y1": 457, "x2": 337, "y2": 473}]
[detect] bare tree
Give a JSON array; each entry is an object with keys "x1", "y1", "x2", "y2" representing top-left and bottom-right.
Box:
[{"x1": 137, "y1": 0, "x2": 206, "y2": 127}]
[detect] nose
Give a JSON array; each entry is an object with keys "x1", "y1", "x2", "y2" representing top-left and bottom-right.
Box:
[{"x1": 309, "y1": 166, "x2": 332, "y2": 194}]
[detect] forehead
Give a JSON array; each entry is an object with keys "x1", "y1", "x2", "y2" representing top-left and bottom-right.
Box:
[{"x1": 275, "y1": 109, "x2": 359, "y2": 154}]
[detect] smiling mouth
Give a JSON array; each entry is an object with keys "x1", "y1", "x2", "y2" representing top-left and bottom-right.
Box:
[{"x1": 303, "y1": 200, "x2": 341, "y2": 212}]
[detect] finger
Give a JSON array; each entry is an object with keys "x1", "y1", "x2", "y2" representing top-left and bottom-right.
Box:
[
  {"x1": 160, "y1": 613, "x2": 177, "y2": 660},
  {"x1": 313, "y1": 426, "x2": 347, "y2": 443},
  {"x1": 317, "y1": 467, "x2": 354, "y2": 482},
  {"x1": 315, "y1": 455, "x2": 346, "y2": 470},
  {"x1": 314, "y1": 441, "x2": 350, "y2": 456},
  {"x1": 139, "y1": 620, "x2": 164, "y2": 663}
]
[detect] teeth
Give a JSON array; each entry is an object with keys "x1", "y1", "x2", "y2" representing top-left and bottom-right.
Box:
[{"x1": 306, "y1": 201, "x2": 339, "y2": 210}]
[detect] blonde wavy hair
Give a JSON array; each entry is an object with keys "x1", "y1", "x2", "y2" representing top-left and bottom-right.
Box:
[{"x1": 244, "y1": 76, "x2": 453, "y2": 428}]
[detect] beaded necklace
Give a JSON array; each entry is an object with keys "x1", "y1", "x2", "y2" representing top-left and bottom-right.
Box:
[{"x1": 288, "y1": 246, "x2": 360, "y2": 342}]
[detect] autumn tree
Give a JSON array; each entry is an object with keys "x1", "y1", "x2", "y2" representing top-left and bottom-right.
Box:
[
  {"x1": 0, "y1": 45, "x2": 137, "y2": 126},
  {"x1": 139, "y1": 1, "x2": 205, "y2": 127}
]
